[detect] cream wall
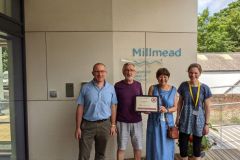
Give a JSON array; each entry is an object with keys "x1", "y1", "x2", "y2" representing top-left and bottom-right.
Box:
[
  {"x1": 46, "y1": 32, "x2": 113, "y2": 100},
  {"x1": 25, "y1": 0, "x2": 197, "y2": 159},
  {"x1": 25, "y1": 31, "x2": 115, "y2": 160},
  {"x1": 112, "y1": 0, "x2": 196, "y2": 32},
  {"x1": 25, "y1": 0, "x2": 113, "y2": 31}
]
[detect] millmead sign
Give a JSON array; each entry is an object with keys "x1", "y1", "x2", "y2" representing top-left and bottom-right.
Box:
[{"x1": 132, "y1": 48, "x2": 182, "y2": 57}]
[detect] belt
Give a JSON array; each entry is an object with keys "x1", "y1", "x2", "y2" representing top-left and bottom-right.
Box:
[{"x1": 83, "y1": 118, "x2": 108, "y2": 123}]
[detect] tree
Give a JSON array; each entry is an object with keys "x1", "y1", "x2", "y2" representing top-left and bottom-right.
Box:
[
  {"x1": 198, "y1": 0, "x2": 240, "y2": 53},
  {"x1": 2, "y1": 47, "x2": 8, "y2": 72}
]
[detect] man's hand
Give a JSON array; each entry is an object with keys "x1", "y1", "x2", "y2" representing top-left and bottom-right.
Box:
[
  {"x1": 110, "y1": 125, "x2": 117, "y2": 136},
  {"x1": 143, "y1": 111, "x2": 151, "y2": 114},
  {"x1": 75, "y1": 128, "x2": 81, "y2": 140}
]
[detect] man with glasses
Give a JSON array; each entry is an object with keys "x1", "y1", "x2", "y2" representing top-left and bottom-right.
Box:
[
  {"x1": 114, "y1": 63, "x2": 143, "y2": 160},
  {"x1": 75, "y1": 63, "x2": 118, "y2": 160}
]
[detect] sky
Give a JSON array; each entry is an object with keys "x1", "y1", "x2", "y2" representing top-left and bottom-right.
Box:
[{"x1": 198, "y1": 0, "x2": 238, "y2": 15}]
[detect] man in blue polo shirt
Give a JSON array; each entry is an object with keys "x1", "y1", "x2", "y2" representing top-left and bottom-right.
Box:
[{"x1": 75, "y1": 63, "x2": 118, "y2": 160}]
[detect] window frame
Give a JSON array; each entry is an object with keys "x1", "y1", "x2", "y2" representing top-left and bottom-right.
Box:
[{"x1": 0, "y1": 0, "x2": 28, "y2": 159}]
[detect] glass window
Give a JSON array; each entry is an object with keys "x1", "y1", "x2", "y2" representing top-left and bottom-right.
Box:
[
  {"x1": 0, "y1": 38, "x2": 11, "y2": 158},
  {"x1": 0, "y1": 0, "x2": 22, "y2": 22},
  {"x1": 0, "y1": 0, "x2": 25, "y2": 159},
  {"x1": 0, "y1": 0, "x2": 12, "y2": 17},
  {"x1": 0, "y1": 33, "x2": 26, "y2": 160}
]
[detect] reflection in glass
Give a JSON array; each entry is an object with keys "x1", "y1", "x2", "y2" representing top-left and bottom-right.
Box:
[
  {"x1": 0, "y1": 38, "x2": 11, "y2": 156},
  {"x1": 0, "y1": 0, "x2": 11, "y2": 16}
]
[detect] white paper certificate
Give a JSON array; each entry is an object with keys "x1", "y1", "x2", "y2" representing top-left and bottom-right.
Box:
[{"x1": 135, "y1": 96, "x2": 159, "y2": 112}]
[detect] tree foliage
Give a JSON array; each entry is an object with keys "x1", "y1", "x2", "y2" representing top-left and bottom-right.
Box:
[
  {"x1": 198, "y1": 0, "x2": 240, "y2": 53},
  {"x1": 2, "y1": 47, "x2": 8, "y2": 72}
]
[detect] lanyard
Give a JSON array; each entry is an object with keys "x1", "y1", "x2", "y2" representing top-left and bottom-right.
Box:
[{"x1": 188, "y1": 81, "x2": 201, "y2": 108}]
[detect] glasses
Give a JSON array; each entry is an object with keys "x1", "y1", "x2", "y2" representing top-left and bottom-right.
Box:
[
  {"x1": 93, "y1": 70, "x2": 106, "y2": 74},
  {"x1": 124, "y1": 69, "x2": 135, "y2": 72}
]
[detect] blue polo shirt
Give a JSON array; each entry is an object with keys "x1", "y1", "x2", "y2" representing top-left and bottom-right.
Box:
[{"x1": 77, "y1": 80, "x2": 118, "y2": 121}]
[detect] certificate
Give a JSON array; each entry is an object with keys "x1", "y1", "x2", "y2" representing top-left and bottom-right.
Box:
[{"x1": 135, "y1": 96, "x2": 159, "y2": 112}]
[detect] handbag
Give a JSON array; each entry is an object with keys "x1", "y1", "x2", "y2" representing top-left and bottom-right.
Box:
[
  {"x1": 167, "y1": 125, "x2": 179, "y2": 139},
  {"x1": 164, "y1": 112, "x2": 179, "y2": 139}
]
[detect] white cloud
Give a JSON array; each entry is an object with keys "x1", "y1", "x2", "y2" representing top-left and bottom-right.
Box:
[
  {"x1": 198, "y1": 0, "x2": 237, "y2": 15},
  {"x1": 198, "y1": 0, "x2": 213, "y2": 9}
]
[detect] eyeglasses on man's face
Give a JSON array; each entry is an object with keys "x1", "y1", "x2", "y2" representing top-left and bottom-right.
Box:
[
  {"x1": 124, "y1": 69, "x2": 135, "y2": 72},
  {"x1": 93, "y1": 70, "x2": 106, "y2": 74}
]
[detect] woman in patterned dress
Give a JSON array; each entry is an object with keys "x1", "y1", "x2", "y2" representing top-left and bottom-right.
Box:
[
  {"x1": 176, "y1": 63, "x2": 212, "y2": 160},
  {"x1": 146, "y1": 68, "x2": 178, "y2": 160}
]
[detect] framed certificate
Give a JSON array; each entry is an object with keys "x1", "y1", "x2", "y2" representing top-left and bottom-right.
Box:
[{"x1": 135, "y1": 96, "x2": 159, "y2": 112}]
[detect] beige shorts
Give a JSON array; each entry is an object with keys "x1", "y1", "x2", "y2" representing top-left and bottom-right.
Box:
[{"x1": 117, "y1": 121, "x2": 143, "y2": 150}]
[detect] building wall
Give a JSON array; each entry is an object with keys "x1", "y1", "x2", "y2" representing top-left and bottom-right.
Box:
[{"x1": 24, "y1": 0, "x2": 197, "y2": 159}]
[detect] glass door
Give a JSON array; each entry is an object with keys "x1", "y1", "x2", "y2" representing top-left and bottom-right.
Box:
[
  {"x1": 0, "y1": 33, "x2": 26, "y2": 160},
  {"x1": 0, "y1": 37, "x2": 11, "y2": 159},
  {"x1": 0, "y1": 0, "x2": 27, "y2": 159},
  {"x1": 0, "y1": 36, "x2": 17, "y2": 160}
]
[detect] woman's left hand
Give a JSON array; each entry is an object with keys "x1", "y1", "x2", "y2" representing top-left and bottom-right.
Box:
[
  {"x1": 203, "y1": 124, "x2": 209, "y2": 135},
  {"x1": 159, "y1": 106, "x2": 168, "y2": 113}
]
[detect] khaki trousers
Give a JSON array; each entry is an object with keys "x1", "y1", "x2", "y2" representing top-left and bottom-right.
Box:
[{"x1": 78, "y1": 119, "x2": 110, "y2": 160}]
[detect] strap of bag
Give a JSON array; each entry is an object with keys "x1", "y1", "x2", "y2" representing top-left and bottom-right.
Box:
[
  {"x1": 157, "y1": 87, "x2": 170, "y2": 128},
  {"x1": 164, "y1": 113, "x2": 170, "y2": 128}
]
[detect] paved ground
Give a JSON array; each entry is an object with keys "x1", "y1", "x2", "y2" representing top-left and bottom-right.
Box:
[
  {"x1": 0, "y1": 113, "x2": 11, "y2": 153},
  {"x1": 0, "y1": 124, "x2": 10, "y2": 142},
  {"x1": 209, "y1": 125, "x2": 240, "y2": 150},
  {"x1": 0, "y1": 114, "x2": 10, "y2": 142},
  {"x1": 1, "y1": 115, "x2": 240, "y2": 159},
  {"x1": 126, "y1": 125, "x2": 240, "y2": 160}
]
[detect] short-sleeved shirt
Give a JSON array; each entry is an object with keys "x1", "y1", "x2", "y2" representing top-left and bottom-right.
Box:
[
  {"x1": 115, "y1": 80, "x2": 143, "y2": 123},
  {"x1": 178, "y1": 81, "x2": 212, "y2": 137},
  {"x1": 76, "y1": 80, "x2": 118, "y2": 121}
]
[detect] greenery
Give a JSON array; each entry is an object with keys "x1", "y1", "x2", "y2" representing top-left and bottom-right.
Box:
[
  {"x1": 2, "y1": 47, "x2": 8, "y2": 72},
  {"x1": 187, "y1": 124, "x2": 218, "y2": 157},
  {"x1": 210, "y1": 108, "x2": 240, "y2": 125},
  {"x1": 230, "y1": 116, "x2": 240, "y2": 123},
  {"x1": 198, "y1": 0, "x2": 240, "y2": 52}
]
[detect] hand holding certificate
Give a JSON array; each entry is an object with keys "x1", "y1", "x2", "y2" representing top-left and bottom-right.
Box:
[{"x1": 135, "y1": 96, "x2": 159, "y2": 112}]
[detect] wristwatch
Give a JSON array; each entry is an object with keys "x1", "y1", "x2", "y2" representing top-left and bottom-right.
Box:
[{"x1": 205, "y1": 123, "x2": 209, "y2": 125}]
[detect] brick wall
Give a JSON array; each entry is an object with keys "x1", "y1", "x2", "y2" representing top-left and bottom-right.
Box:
[
  {"x1": 211, "y1": 94, "x2": 240, "y2": 125},
  {"x1": 212, "y1": 94, "x2": 240, "y2": 105}
]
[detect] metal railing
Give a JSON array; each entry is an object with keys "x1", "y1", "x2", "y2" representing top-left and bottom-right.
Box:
[{"x1": 209, "y1": 85, "x2": 240, "y2": 150}]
